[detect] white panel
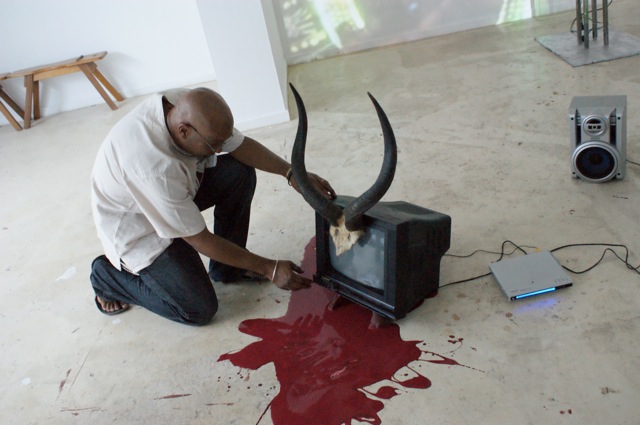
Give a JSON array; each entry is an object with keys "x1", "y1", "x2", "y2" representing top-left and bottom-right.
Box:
[{"x1": 196, "y1": 0, "x2": 289, "y2": 131}]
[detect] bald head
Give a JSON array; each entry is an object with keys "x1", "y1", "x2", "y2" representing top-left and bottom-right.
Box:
[
  {"x1": 177, "y1": 88, "x2": 233, "y2": 135},
  {"x1": 166, "y1": 88, "x2": 235, "y2": 155}
]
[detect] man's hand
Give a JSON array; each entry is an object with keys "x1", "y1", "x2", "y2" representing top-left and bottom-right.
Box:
[
  {"x1": 271, "y1": 260, "x2": 313, "y2": 291},
  {"x1": 290, "y1": 172, "x2": 336, "y2": 200}
]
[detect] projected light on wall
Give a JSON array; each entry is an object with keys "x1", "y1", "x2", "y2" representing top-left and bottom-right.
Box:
[
  {"x1": 313, "y1": 0, "x2": 365, "y2": 49},
  {"x1": 280, "y1": 0, "x2": 365, "y2": 55},
  {"x1": 496, "y1": 0, "x2": 532, "y2": 25},
  {"x1": 497, "y1": 0, "x2": 562, "y2": 24},
  {"x1": 278, "y1": 0, "x2": 427, "y2": 61},
  {"x1": 275, "y1": 0, "x2": 568, "y2": 63}
]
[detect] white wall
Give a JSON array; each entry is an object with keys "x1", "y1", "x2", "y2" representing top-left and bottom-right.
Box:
[{"x1": 0, "y1": 0, "x2": 215, "y2": 127}]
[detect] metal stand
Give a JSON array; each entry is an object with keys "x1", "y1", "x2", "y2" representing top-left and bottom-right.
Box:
[
  {"x1": 575, "y1": 0, "x2": 609, "y2": 48},
  {"x1": 536, "y1": 0, "x2": 640, "y2": 67}
]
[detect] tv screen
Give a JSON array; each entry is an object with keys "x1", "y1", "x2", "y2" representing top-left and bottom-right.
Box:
[
  {"x1": 314, "y1": 195, "x2": 451, "y2": 321},
  {"x1": 329, "y1": 225, "x2": 386, "y2": 292}
]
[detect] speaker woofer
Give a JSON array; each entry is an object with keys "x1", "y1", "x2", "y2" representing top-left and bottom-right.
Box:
[{"x1": 572, "y1": 141, "x2": 619, "y2": 183}]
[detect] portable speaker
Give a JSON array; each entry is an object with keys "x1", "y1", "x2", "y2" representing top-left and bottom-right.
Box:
[{"x1": 569, "y1": 95, "x2": 627, "y2": 183}]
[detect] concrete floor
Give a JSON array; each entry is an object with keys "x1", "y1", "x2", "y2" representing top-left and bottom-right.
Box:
[{"x1": 1, "y1": 3, "x2": 640, "y2": 424}]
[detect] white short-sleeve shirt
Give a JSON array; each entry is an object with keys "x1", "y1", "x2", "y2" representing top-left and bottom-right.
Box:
[{"x1": 91, "y1": 89, "x2": 244, "y2": 272}]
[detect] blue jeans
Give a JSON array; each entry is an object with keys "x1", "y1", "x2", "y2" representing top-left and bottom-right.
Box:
[{"x1": 90, "y1": 155, "x2": 257, "y2": 325}]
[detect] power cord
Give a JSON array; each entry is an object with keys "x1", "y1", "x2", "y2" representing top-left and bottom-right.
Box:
[
  {"x1": 551, "y1": 243, "x2": 640, "y2": 274},
  {"x1": 627, "y1": 158, "x2": 640, "y2": 167},
  {"x1": 440, "y1": 240, "x2": 530, "y2": 287},
  {"x1": 440, "y1": 240, "x2": 640, "y2": 289}
]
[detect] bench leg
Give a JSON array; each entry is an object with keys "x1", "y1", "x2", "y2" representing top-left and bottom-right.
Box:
[
  {"x1": 24, "y1": 75, "x2": 34, "y2": 129},
  {"x1": 0, "y1": 85, "x2": 25, "y2": 117},
  {"x1": 78, "y1": 63, "x2": 118, "y2": 110},
  {"x1": 0, "y1": 85, "x2": 24, "y2": 131},
  {"x1": 91, "y1": 66, "x2": 124, "y2": 102},
  {"x1": 33, "y1": 80, "x2": 40, "y2": 120},
  {"x1": 0, "y1": 100, "x2": 23, "y2": 131}
]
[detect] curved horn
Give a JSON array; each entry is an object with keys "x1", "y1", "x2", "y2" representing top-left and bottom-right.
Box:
[
  {"x1": 343, "y1": 93, "x2": 397, "y2": 231},
  {"x1": 289, "y1": 84, "x2": 343, "y2": 226}
]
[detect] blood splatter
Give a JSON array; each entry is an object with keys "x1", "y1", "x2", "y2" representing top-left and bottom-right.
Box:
[
  {"x1": 153, "y1": 394, "x2": 192, "y2": 400},
  {"x1": 448, "y1": 336, "x2": 464, "y2": 344},
  {"x1": 219, "y1": 238, "x2": 475, "y2": 425},
  {"x1": 366, "y1": 386, "x2": 400, "y2": 399},
  {"x1": 57, "y1": 369, "x2": 72, "y2": 398}
]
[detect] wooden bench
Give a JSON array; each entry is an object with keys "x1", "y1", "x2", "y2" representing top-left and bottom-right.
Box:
[{"x1": 1, "y1": 51, "x2": 124, "y2": 130}]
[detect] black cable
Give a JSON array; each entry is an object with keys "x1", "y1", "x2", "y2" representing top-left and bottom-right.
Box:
[
  {"x1": 440, "y1": 240, "x2": 533, "y2": 288},
  {"x1": 444, "y1": 241, "x2": 534, "y2": 259},
  {"x1": 627, "y1": 159, "x2": 640, "y2": 167},
  {"x1": 439, "y1": 271, "x2": 493, "y2": 288},
  {"x1": 551, "y1": 243, "x2": 640, "y2": 275}
]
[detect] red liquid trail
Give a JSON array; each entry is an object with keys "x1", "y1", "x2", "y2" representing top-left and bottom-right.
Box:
[{"x1": 219, "y1": 238, "x2": 469, "y2": 425}]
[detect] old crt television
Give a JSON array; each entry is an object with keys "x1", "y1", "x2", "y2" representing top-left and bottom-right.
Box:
[{"x1": 314, "y1": 195, "x2": 451, "y2": 321}]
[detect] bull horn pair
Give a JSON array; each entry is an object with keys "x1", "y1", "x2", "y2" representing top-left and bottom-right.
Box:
[{"x1": 289, "y1": 83, "x2": 397, "y2": 238}]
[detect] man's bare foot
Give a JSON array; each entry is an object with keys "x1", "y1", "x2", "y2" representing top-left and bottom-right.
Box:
[{"x1": 95, "y1": 296, "x2": 131, "y2": 316}]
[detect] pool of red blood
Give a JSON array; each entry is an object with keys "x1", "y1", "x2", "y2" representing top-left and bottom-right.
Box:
[{"x1": 219, "y1": 238, "x2": 465, "y2": 425}]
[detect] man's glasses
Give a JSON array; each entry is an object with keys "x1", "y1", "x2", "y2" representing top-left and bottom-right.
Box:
[{"x1": 186, "y1": 123, "x2": 222, "y2": 155}]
